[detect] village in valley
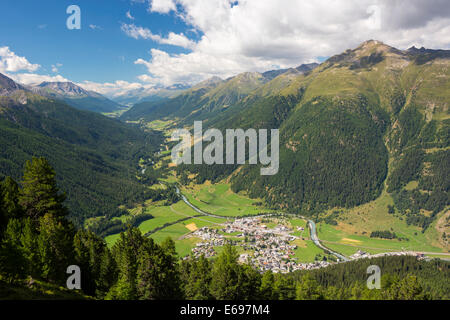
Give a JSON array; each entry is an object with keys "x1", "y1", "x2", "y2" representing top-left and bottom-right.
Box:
[
  {"x1": 182, "y1": 215, "x2": 429, "y2": 274},
  {"x1": 185, "y1": 215, "x2": 332, "y2": 273}
]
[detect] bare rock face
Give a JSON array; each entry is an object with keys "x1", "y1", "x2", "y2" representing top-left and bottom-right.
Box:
[
  {"x1": 36, "y1": 81, "x2": 90, "y2": 97},
  {"x1": 0, "y1": 72, "x2": 26, "y2": 96}
]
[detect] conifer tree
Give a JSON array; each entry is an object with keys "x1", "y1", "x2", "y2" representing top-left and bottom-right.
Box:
[
  {"x1": 20, "y1": 217, "x2": 40, "y2": 277},
  {"x1": 73, "y1": 230, "x2": 107, "y2": 296},
  {"x1": 296, "y1": 274, "x2": 323, "y2": 300},
  {"x1": 136, "y1": 237, "x2": 183, "y2": 300},
  {"x1": 1, "y1": 176, "x2": 23, "y2": 221},
  {"x1": 37, "y1": 213, "x2": 75, "y2": 284},
  {"x1": 97, "y1": 246, "x2": 118, "y2": 298},
  {"x1": 273, "y1": 275, "x2": 296, "y2": 300},
  {"x1": 19, "y1": 157, "x2": 68, "y2": 221},
  {"x1": 237, "y1": 264, "x2": 261, "y2": 299},
  {"x1": 0, "y1": 219, "x2": 27, "y2": 282},
  {"x1": 260, "y1": 271, "x2": 276, "y2": 300},
  {"x1": 180, "y1": 255, "x2": 213, "y2": 300},
  {"x1": 108, "y1": 227, "x2": 146, "y2": 299},
  {"x1": 210, "y1": 244, "x2": 241, "y2": 299}
]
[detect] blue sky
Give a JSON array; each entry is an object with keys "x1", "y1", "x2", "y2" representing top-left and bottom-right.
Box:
[
  {"x1": 1, "y1": 0, "x2": 448, "y2": 98},
  {"x1": 0, "y1": 0, "x2": 199, "y2": 83}
]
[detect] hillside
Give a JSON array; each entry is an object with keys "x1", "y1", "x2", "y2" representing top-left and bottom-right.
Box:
[
  {"x1": 32, "y1": 81, "x2": 123, "y2": 113},
  {"x1": 149, "y1": 41, "x2": 448, "y2": 243},
  {"x1": 0, "y1": 73, "x2": 163, "y2": 226},
  {"x1": 235, "y1": 41, "x2": 449, "y2": 219},
  {"x1": 120, "y1": 64, "x2": 318, "y2": 124},
  {"x1": 111, "y1": 83, "x2": 191, "y2": 107}
]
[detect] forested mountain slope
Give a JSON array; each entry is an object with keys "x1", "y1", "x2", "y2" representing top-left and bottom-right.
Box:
[
  {"x1": 168, "y1": 41, "x2": 448, "y2": 231},
  {"x1": 120, "y1": 64, "x2": 318, "y2": 124},
  {"x1": 0, "y1": 73, "x2": 162, "y2": 226},
  {"x1": 31, "y1": 81, "x2": 123, "y2": 113}
]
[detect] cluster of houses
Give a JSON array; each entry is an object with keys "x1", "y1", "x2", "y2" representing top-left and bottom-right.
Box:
[
  {"x1": 350, "y1": 249, "x2": 426, "y2": 260},
  {"x1": 188, "y1": 228, "x2": 225, "y2": 259},
  {"x1": 184, "y1": 216, "x2": 431, "y2": 273},
  {"x1": 186, "y1": 216, "x2": 331, "y2": 273}
]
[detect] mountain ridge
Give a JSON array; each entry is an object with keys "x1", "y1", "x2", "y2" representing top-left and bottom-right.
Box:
[
  {"x1": 31, "y1": 81, "x2": 123, "y2": 113},
  {"x1": 0, "y1": 72, "x2": 162, "y2": 226},
  {"x1": 157, "y1": 41, "x2": 449, "y2": 241}
]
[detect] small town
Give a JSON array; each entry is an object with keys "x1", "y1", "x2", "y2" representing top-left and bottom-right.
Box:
[
  {"x1": 186, "y1": 216, "x2": 332, "y2": 273},
  {"x1": 184, "y1": 215, "x2": 430, "y2": 273}
]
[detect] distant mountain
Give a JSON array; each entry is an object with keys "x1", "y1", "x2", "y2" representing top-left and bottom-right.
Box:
[
  {"x1": 37, "y1": 81, "x2": 90, "y2": 96},
  {"x1": 0, "y1": 72, "x2": 26, "y2": 95},
  {"x1": 32, "y1": 81, "x2": 123, "y2": 114},
  {"x1": 121, "y1": 64, "x2": 319, "y2": 123},
  {"x1": 156, "y1": 40, "x2": 449, "y2": 235},
  {"x1": 0, "y1": 72, "x2": 162, "y2": 226},
  {"x1": 111, "y1": 83, "x2": 191, "y2": 107},
  {"x1": 262, "y1": 63, "x2": 319, "y2": 80}
]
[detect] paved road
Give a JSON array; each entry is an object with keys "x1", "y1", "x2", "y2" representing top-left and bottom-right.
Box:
[
  {"x1": 173, "y1": 184, "x2": 448, "y2": 263},
  {"x1": 307, "y1": 220, "x2": 350, "y2": 262},
  {"x1": 174, "y1": 183, "x2": 351, "y2": 261}
]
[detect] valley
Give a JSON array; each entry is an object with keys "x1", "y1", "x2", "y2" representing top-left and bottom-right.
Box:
[
  {"x1": 2, "y1": 0, "x2": 450, "y2": 302},
  {"x1": 101, "y1": 121, "x2": 448, "y2": 270},
  {"x1": 0, "y1": 39, "x2": 448, "y2": 297}
]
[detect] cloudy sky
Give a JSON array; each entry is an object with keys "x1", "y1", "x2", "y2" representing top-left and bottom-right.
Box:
[{"x1": 1, "y1": 0, "x2": 449, "y2": 98}]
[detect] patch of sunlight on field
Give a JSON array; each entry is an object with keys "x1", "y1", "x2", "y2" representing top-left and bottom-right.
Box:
[
  {"x1": 181, "y1": 182, "x2": 273, "y2": 217},
  {"x1": 340, "y1": 238, "x2": 362, "y2": 244},
  {"x1": 316, "y1": 189, "x2": 445, "y2": 255},
  {"x1": 185, "y1": 223, "x2": 198, "y2": 231},
  {"x1": 404, "y1": 180, "x2": 419, "y2": 190},
  {"x1": 292, "y1": 240, "x2": 325, "y2": 263}
]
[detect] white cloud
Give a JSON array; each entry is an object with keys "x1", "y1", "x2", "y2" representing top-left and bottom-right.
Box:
[
  {"x1": 121, "y1": 23, "x2": 195, "y2": 48},
  {"x1": 126, "y1": 10, "x2": 135, "y2": 20},
  {"x1": 130, "y1": 0, "x2": 450, "y2": 86},
  {"x1": 150, "y1": 0, "x2": 176, "y2": 14},
  {"x1": 135, "y1": 48, "x2": 257, "y2": 86},
  {"x1": 51, "y1": 63, "x2": 63, "y2": 73},
  {"x1": 0, "y1": 47, "x2": 70, "y2": 87},
  {"x1": 89, "y1": 24, "x2": 102, "y2": 30},
  {"x1": 77, "y1": 80, "x2": 150, "y2": 97},
  {"x1": 0, "y1": 47, "x2": 40, "y2": 73}
]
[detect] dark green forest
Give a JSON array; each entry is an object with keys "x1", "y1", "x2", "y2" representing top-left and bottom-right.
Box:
[
  {"x1": 0, "y1": 94, "x2": 164, "y2": 227},
  {"x1": 0, "y1": 159, "x2": 448, "y2": 300}
]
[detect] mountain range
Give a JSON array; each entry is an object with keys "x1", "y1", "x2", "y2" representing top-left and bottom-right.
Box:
[
  {"x1": 122, "y1": 40, "x2": 449, "y2": 235},
  {"x1": 30, "y1": 81, "x2": 123, "y2": 114},
  {"x1": 111, "y1": 83, "x2": 191, "y2": 107},
  {"x1": 0, "y1": 72, "x2": 161, "y2": 225},
  {"x1": 0, "y1": 40, "x2": 448, "y2": 237},
  {"x1": 120, "y1": 63, "x2": 318, "y2": 123}
]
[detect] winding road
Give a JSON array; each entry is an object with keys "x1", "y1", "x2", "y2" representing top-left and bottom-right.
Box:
[
  {"x1": 307, "y1": 220, "x2": 350, "y2": 262},
  {"x1": 169, "y1": 183, "x2": 450, "y2": 263},
  {"x1": 174, "y1": 185, "x2": 226, "y2": 219},
  {"x1": 174, "y1": 183, "x2": 351, "y2": 261}
]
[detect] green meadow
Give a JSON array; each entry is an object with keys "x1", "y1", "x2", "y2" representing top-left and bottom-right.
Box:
[
  {"x1": 181, "y1": 182, "x2": 272, "y2": 217},
  {"x1": 291, "y1": 239, "x2": 327, "y2": 263},
  {"x1": 317, "y1": 222, "x2": 444, "y2": 257}
]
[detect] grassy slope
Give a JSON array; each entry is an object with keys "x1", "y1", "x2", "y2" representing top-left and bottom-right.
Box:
[
  {"x1": 0, "y1": 279, "x2": 91, "y2": 300},
  {"x1": 312, "y1": 47, "x2": 449, "y2": 256},
  {"x1": 181, "y1": 182, "x2": 272, "y2": 217},
  {"x1": 0, "y1": 91, "x2": 162, "y2": 225},
  {"x1": 316, "y1": 191, "x2": 446, "y2": 257}
]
